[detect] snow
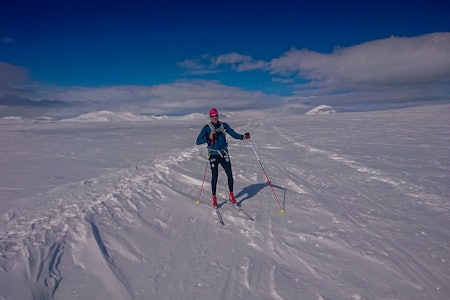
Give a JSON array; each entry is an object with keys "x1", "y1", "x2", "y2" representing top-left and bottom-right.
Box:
[
  {"x1": 1, "y1": 104, "x2": 449, "y2": 299},
  {"x1": 60, "y1": 110, "x2": 156, "y2": 122},
  {"x1": 305, "y1": 105, "x2": 337, "y2": 115}
]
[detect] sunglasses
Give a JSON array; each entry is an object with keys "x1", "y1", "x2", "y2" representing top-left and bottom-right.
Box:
[{"x1": 210, "y1": 114, "x2": 219, "y2": 118}]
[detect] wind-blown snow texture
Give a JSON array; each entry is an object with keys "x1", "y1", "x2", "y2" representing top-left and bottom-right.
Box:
[{"x1": 0, "y1": 105, "x2": 449, "y2": 300}]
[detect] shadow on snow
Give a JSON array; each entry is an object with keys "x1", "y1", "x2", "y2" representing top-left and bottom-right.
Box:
[{"x1": 235, "y1": 182, "x2": 287, "y2": 209}]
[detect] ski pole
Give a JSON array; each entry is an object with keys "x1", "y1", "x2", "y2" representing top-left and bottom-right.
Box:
[
  {"x1": 196, "y1": 157, "x2": 209, "y2": 204},
  {"x1": 248, "y1": 139, "x2": 285, "y2": 214},
  {"x1": 153, "y1": 118, "x2": 161, "y2": 167}
]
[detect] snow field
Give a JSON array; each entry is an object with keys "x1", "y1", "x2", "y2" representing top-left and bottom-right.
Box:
[{"x1": 0, "y1": 105, "x2": 449, "y2": 299}]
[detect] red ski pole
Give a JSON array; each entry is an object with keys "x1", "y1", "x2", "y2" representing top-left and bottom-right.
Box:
[
  {"x1": 196, "y1": 158, "x2": 209, "y2": 204},
  {"x1": 248, "y1": 139, "x2": 285, "y2": 214}
]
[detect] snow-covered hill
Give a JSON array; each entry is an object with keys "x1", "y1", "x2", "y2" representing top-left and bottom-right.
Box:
[
  {"x1": 1, "y1": 105, "x2": 449, "y2": 299},
  {"x1": 305, "y1": 105, "x2": 337, "y2": 115},
  {"x1": 60, "y1": 110, "x2": 156, "y2": 122}
]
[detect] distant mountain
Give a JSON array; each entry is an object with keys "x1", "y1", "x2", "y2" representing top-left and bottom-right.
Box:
[
  {"x1": 305, "y1": 105, "x2": 337, "y2": 115},
  {"x1": 61, "y1": 111, "x2": 214, "y2": 122},
  {"x1": 60, "y1": 111, "x2": 155, "y2": 122}
]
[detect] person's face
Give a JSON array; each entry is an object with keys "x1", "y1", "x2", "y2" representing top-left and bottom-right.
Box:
[{"x1": 210, "y1": 114, "x2": 219, "y2": 123}]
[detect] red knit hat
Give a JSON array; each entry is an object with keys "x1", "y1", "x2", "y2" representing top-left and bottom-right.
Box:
[{"x1": 209, "y1": 107, "x2": 218, "y2": 117}]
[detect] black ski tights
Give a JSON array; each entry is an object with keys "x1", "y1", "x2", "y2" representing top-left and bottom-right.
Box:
[{"x1": 209, "y1": 155, "x2": 233, "y2": 196}]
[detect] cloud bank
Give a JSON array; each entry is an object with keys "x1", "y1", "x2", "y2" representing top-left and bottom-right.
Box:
[
  {"x1": 1, "y1": 33, "x2": 449, "y2": 117},
  {"x1": 0, "y1": 60, "x2": 280, "y2": 117},
  {"x1": 49, "y1": 80, "x2": 280, "y2": 115},
  {"x1": 182, "y1": 32, "x2": 450, "y2": 108},
  {"x1": 271, "y1": 32, "x2": 450, "y2": 88}
]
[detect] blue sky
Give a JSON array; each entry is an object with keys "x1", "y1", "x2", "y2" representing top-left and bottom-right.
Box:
[{"x1": 1, "y1": 0, "x2": 450, "y2": 116}]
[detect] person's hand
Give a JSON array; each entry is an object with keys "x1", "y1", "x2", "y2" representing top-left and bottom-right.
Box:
[{"x1": 243, "y1": 132, "x2": 250, "y2": 140}]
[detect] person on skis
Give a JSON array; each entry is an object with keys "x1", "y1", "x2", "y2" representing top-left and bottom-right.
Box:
[{"x1": 196, "y1": 107, "x2": 250, "y2": 208}]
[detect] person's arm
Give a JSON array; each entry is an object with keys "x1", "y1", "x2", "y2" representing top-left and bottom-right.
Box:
[
  {"x1": 223, "y1": 123, "x2": 250, "y2": 140},
  {"x1": 196, "y1": 126, "x2": 209, "y2": 145}
]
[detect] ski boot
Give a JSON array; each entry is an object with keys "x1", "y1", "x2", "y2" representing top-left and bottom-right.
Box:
[
  {"x1": 229, "y1": 192, "x2": 238, "y2": 206},
  {"x1": 212, "y1": 195, "x2": 218, "y2": 208}
]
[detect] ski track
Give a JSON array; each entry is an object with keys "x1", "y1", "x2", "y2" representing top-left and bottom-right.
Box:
[
  {"x1": 273, "y1": 118, "x2": 449, "y2": 298},
  {"x1": 1, "y1": 136, "x2": 270, "y2": 299},
  {"x1": 1, "y1": 108, "x2": 449, "y2": 299},
  {"x1": 243, "y1": 113, "x2": 449, "y2": 299}
]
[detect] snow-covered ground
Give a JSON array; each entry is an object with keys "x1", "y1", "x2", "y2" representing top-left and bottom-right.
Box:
[{"x1": 0, "y1": 105, "x2": 449, "y2": 300}]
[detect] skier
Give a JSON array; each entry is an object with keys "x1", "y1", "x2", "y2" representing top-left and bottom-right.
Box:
[{"x1": 196, "y1": 107, "x2": 250, "y2": 208}]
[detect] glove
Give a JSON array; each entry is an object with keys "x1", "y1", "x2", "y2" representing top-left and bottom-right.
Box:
[{"x1": 243, "y1": 132, "x2": 250, "y2": 140}]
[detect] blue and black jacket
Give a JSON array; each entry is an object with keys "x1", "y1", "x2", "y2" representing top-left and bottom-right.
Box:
[{"x1": 196, "y1": 121, "x2": 244, "y2": 156}]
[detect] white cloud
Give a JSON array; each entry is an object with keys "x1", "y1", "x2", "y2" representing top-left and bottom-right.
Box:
[
  {"x1": 177, "y1": 58, "x2": 220, "y2": 75},
  {"x1": 213, "y1": 52, "x2": 252, "y2": 65},
  {"x1": 270, "y1": 32, "x2": 450, "y2": 91},
  {"x1": 180, "y1": 52, "x2": 269, "y2": 74},
  {"x1": 272, "y1": 77, "x2": 295, "y2": 84},
  {"x1": 46, "y1": 80, "x2": 281, "y2": 115},
  {"x1": 1, "y1": 36, "x2": 17, "y2": 45},
  {"x1": 0, "y1": 60, "x2": 281, "y2": 116},
  {"x1": 179, "y1": 33, "x2": 450, "y2": 105},
  {"x1": 181, "y1": 33, "x2": 450, "y2": 108},
  {"x1": 0, "y1": 61, "x2": 31, "y2": 96}
]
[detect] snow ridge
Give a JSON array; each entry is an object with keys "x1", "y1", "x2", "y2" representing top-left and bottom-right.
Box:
[
  {"x1": 60, "y1": 110, "x2": 154, "y2": 122},
  {"x1": 305, "y1": 105, "x2": 336, "y2": 115}
]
